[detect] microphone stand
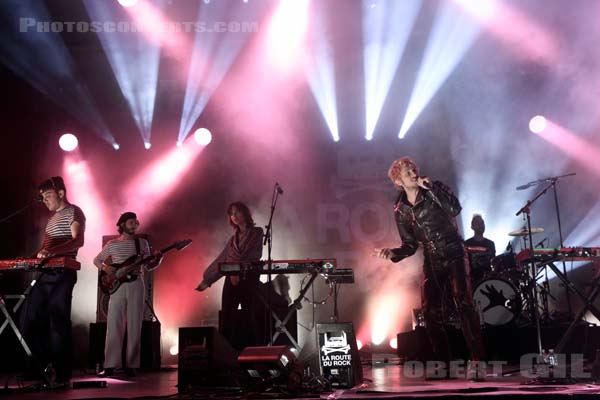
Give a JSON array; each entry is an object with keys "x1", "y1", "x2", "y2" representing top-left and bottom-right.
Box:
[
  {"x1": 517, "y1": 174, "x2": 575, "y2": 319},
  {"x1": 516, "y1": 178, "x2": 573, "y2": 383},
  {"x1": 516, "y1": 197, "x2": 543, "y2": 359},
  {"x1": 263, "y1": 183, "x2": 282, "y2": 346},
  {"x1": 0, "y1": 200, "x2": 39, "y2": 225}
]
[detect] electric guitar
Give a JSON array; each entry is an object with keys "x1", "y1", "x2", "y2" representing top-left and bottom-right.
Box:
[{"x1": 99, "y1": 239, "x2": 192, "y2": 295}]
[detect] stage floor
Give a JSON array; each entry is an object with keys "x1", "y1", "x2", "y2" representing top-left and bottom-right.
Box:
[{"x1": 2, "y1": 361, "x2": 600, "y2": 399}]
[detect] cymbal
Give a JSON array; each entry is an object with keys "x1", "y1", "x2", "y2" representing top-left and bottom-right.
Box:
[{"x1": 508, "y1": 227, "x2": 544, "y2": 237}]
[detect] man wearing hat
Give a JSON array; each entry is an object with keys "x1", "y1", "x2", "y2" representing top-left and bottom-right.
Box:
[
  {"x1": 93, "y1": 212, "x2": 162, "y2": 377},
  {"x1": 19, "y1": 176, "x2": 86, "y2": 386}
]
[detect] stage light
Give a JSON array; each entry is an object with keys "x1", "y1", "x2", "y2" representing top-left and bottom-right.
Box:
[
  {"x1": 389, "y1": 338, "x2": 398, "y2": 349},
  {"x1": 1, "y1": 1, "x2": 115, "y2": 145},
  {"x1": 169, "y1": 345, "x2": 178, "y2": 356},
  {"x1": 399, "y1": 0, "x2": 481, "y2": 138},
  {"x1": 117, "y1": 0, "x2": 138, "y2": 7},
  {"x1": 176, "y1": 141, "x2": 183, "y2": 147},
  {"x1": 529, "y1": 115, "x2": 547, "y2": 133},
  {"x1": 59, "y1": 133, "x2": 78, "y2": 152},
  {"x1": 194, "y1": 128, "x2": 212, "y2": 146},
  {"x1": 306, "y1": 8, "x2": 339, "y2": 142},
  {"x1": 265, "y1": 0, "x2": 309, "y2": 71},
  {"x1": 144, "y1": 142, "x2": 152, "y2": 150},
  {"x1": 121, "y1": 140, "x2": 205, "y2": 222},
  {"x1": 356, "y1": 339, "x2": 363, "y2": 350},
  {"x1": 177, "y1": 1, "x2": 255, "y2": 144},
  {"x1": 84, "y1": 0, "x2": 162, "y2": 147},
  {"x1": 62, "y1": 155, "x2": 110, "y2": 326},
  {"x1": 112, "y1": 143, "x2": 120, "y2": 150},
  {"x1": 363, "y1": 0, "x2": 421, "y2": 140}
]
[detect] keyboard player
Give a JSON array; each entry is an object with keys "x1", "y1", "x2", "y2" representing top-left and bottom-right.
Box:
[{"x1": 18, "y1": 176, "x2": 86, "y2": 385}]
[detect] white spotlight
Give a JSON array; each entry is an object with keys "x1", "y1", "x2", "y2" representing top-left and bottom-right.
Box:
[
  {"x1": 117, "y1": 0, "x2": 139, "y2": 7},
  {"x1": 389, "y1": 337, "x2": 398, "y2": 349},
  {"x1": 356, "y1": 339, "x2": 363, "y2": 350},
  {"x1": 59, "y1": 133, "x2": 78, "y2": 152},
  {"x1": 169, "y1": 345, "x2": 179, "y2": 356},
  {"x1": 112, "y1": 143, "x2": 120, "y2": 150},
  {"x1": 144, "y1": 142, "x2": 152, "y2": 150},
  {"x1": 176, "y1": 141, "x2": 183, "y2": 147},
  {"x1": 194, "y1": 128, "x2": 212, "y2": 146},
  {"x1": 529, "y1": 115, "x2": 547, "y2": 134}
]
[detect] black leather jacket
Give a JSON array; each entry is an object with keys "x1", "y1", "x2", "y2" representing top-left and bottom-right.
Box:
[{"x1": 389, "y1": 181, "x2": 464, "y2": 263}]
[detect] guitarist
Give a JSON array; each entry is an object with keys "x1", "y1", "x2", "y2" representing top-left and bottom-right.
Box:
[{"x1": 93, "y1": 212, "x2": 162, "y2": 377}]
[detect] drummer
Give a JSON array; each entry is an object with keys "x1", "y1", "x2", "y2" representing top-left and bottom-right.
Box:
[{"x1": 465, "y1": 214, "x2": 496, "y2": 282}]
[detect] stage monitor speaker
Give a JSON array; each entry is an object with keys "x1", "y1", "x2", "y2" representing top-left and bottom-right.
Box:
[
  {"x1": 237, "y1": 345, "x2": 297, "y2": 379},
  {"x1": 178, "y1": 327, "x2": 246, "y2": 390},
  {"x1": 316, "y1": 322, "x2": 362, "y2": 388},
  {"x1": 88, "y1": 321, "x2": 161, "y2": 370},
  {"x1": 97, "y1": 234, "x2": 155, "y2": 322}
]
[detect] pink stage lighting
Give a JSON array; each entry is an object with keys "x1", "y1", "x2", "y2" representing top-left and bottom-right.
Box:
[
  {"x1": 117, "y1": 0, "x2": 138, "y2": 8},
  {"x1": 356, "y1": 339, "x2": 363, "y2": 351},
  {"x1": 389, "y1": 337, "x2": 398, "y2": 350},
  {"x1": 193, "y1": 128, "x2": 212, "y2": 146},
  {"x1": 529, "y1": 115, "x2": 547, "y2": 133},
  {"x1": 265, "y1": 0, "x2": 309, "y2": 71},
  {"x1": 59, "y1": 133, "x2": 79, "y2": 152}
]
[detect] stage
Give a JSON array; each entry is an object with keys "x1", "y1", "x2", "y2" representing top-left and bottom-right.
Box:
[{"x1": 2, "y1": 361, "x2": 600, "y2": 400}]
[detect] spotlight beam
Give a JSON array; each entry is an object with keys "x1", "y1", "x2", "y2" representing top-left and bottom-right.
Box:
[
  {"x1": 399, "y1": 1, "x2": 481, "y2": 138},
  {"x1": 363, "y1": 0, "x2": 421, "y2": 141},
  {"x1": 306, "y1": 13, "x2": 339, "y2": 142},
  {"x1": 84, "y1": 0, "x2": 161, "y2": 146},
  {"x1": 177, "y1": 2, "x2": 258, "y2": 143},
  {"x1": 0, "y1": 0, "x2": 115, "y2": 144}
]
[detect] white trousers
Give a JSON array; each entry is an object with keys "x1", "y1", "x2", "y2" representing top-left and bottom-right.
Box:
[{"x1": 104, "y1": 278, "x2": 145, "y2": 369}]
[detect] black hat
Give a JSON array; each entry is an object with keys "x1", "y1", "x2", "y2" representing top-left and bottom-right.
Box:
[
  {"x1": 38, "y1": 176, "x2": 66, "y2": 192},
  {"x1": 116, "y1": 212, "x2": 137, "y2": 226}
]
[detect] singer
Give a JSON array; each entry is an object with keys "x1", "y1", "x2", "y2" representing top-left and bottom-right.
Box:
[
  {"x1": 373, "y1": 157, "x2": 485, "y2": 381},
  {"x1": 19, "y1": 176, "x2": 86, "y2": 386},
  {"x1": 195, "y1": 201, "x2": 264, "y2": 350}
]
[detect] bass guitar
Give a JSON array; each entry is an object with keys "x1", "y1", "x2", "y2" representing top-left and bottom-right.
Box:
[{"x1": 99, "y1": 239, "x2": 192, "y2": 295}]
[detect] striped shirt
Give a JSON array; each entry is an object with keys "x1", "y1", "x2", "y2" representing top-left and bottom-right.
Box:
[
  {"x1": 94, "y1": 237, "x2": 151, "y2": 266},
  {"x1": 41, "y1": 204, "x2": 86, "y2": 259}
]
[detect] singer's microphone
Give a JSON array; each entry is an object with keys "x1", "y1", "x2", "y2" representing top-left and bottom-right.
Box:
[
  {"x1": 418, "y1": 177, "x2": 432, "y2": 190},
  {"x1": 275, "y1": 182, "x2": 284, "y2": 195},
  {"x1": 516, "y1": 183, "x2": 532, "y2": 191}
]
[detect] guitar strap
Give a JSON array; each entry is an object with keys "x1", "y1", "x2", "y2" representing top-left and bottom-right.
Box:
[{"x1": 135, "y1": 237, "x2": 141, "y2": 257}]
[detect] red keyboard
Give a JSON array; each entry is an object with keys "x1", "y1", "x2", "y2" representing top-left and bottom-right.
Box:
[
  {"x1": 516, "y1": 247, "x2": 600, "y2": 265},
  {"x1": 0, "y1": 257, "x2": 81, "y2": 271}
]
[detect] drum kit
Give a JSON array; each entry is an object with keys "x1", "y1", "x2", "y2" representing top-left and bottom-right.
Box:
[{"x1": 468, "y1": 227, "x2": 550, "y2": 327}]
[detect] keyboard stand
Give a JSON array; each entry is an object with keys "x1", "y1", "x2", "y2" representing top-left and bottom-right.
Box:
[
  {"x1": 0, "y1": 280, "x2": 35, "y2": 356},
  {"x1": 545, "y1": 260, "x2": 600, "y2": 353},
  {"x1": 257, "y1": 270, "x2": 320, "y2": 350},
  {"x1": 0, "y1": 278, "x2": 51, "y2": 386}
]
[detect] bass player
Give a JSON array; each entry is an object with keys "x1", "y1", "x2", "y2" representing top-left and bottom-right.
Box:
[{"x1": 93, "y1": 212, "x2": 162, "y2": 377}]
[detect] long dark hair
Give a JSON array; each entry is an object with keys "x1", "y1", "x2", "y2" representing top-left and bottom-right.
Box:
[{"x1": 227, "y1": 201, "x2": 255, "y2": 229}]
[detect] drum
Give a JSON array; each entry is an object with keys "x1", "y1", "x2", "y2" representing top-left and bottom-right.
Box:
[
  {"x1": 491, "y1": 252, "x2": 518, "y2": 273},
  {"x1": 472, "y1": 277, "x2": 521, "y2": 326}
]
